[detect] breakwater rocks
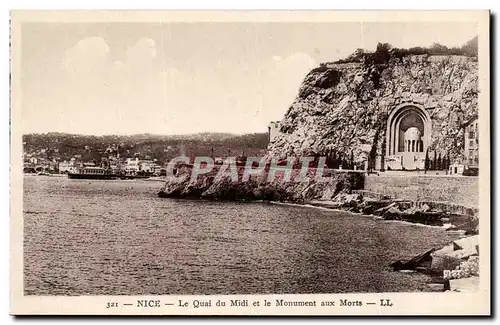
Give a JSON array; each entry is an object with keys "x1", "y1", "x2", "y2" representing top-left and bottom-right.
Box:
[
  {"x1": 306, "y1": 191, "x2": 478, "y2": 234},
  {"x1": 157, "y1": 165, "x2": 365, "y2": 203},
  {"x1": 158, "y1": 165, "x2": 477, "y2": 233},
  {"x1": 389, "y1": 235, "x2": 479, "y2": 292}
]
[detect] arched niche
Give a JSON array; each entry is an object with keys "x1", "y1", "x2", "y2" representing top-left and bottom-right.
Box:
[{"x1": 386, "y1": 104, "x2": 431, "y2": 156}]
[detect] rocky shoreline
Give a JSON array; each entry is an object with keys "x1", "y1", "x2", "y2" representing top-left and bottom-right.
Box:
[
  {"x1": 305, "y1": 192, "x2": 478, "y2": 234},
  {"x1": 303, "y1": 192, "x2": 480, "y2": 292},
  {"x1": 157, "y1": 165, "x2": 365, "y2": 202},
  {"x1": 158, "y1": 166, "x2": 478, "y2": 233},
  {"x1": 157, "y1": 166, "x2": 479, "y2": 292}
]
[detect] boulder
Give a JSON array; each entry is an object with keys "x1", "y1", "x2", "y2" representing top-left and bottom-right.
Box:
[
  {"x1": 430, "y1": 235, "x2": 479, "y2": 275},
  {"x1": 373, "y1": 202, "x2": 397, "y2": 215},
  {"x1": 429, "y1": 254, "x2": 462, "y2": 275},
  {"x1": 433, "y1": 235, "x2": 479, "y2": 260},
  {"x1": 420, "y1": 203, "x2": 431, "y2": 212},
  {"x1": 384, "y1": 206, "x2": 403, "y2": 220},
  {"x1": 391, "y1": 248, "x2": 434, "y2": 272},
  {"x1": 320, "y1": 186, "x2": 338, "y2": 200},
  {"x1": 449, "y1": 276, "x2": 480, "y2": 293},
  {"x1": 358, "y1": 198, "x2": 385, "y2": 215},
  {"x1": 330, "y1": 193, "x2": 362, "y2": 208},
  {"x1": 427, "y1": 283, "x2": 446, "y2": 292},
  {"x1": 453, "y1": 235, "x2": 479, "y2": 252}
]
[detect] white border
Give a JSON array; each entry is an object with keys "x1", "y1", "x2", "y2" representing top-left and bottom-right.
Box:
[{"x1": 3, "y1": 1, "x2": 498, "y2": 324}]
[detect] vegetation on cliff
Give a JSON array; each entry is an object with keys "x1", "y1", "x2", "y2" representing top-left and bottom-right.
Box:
[
  {"x1": 332, "y1": 36, "x2": 478, "y2": 65},
  {"x1": 267, "y1": 38, "x2": 479, "y2": 166}
]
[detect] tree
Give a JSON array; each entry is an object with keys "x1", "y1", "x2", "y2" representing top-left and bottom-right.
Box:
[
  {"x1": 429, "y1": 42, "x2": 449, "y2": 55},
  {"x1": 376, "y1": 42, "x2": 392, "y2": 52},
  {"x1": 326, "y1": 149, "x2": 334, "y2": 169},
  {"x1": 432, "y1": 151, "x2": 437, "y2": 170},
  {"x1": 424, "y1": 149, "x2": 430, "y2": 172},
  {"x1": 366, "y1": 42, "x2": 392, "y2": 65},
  {"x1": 349, "y1": 151, "x2": 354, "y2": 170},
  {"x1": 331, "y1": 150, "x2": 337, "y2": 169},
  {"x1": 341, "y1": 155, "x2": 348, "y2": 169},
  {"x1": 347, "y1": 48, "x2": 365, "y2": 62},
  {"x1": 437, "y1": 153, "x2": 442, "y2": 170}
]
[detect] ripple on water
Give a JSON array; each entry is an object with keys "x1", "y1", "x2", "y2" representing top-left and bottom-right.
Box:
[{"x1": 23, "y1": 176, "x2": 462, "y2": 295}]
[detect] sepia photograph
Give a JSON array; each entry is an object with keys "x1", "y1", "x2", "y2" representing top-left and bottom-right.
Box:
[{"x1": 9, "y1": 10, "x2": 490, "y2": 315}]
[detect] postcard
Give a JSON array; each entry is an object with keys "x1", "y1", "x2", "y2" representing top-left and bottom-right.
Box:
[{"x1": 10, "y1": 9, "x2": 490, "y2": 316}]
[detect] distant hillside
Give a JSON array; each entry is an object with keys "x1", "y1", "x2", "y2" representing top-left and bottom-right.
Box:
[{"x1": 23, "y1": 132, "x2": 269, "y2": 163}]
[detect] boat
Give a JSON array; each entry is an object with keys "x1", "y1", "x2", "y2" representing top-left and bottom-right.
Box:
[
  {"x1": 118, "y1": 174, "x2": 151, "y2": 180},
  {"x1": 67, "y1": 166, "x2": 117, "y2": 180}
]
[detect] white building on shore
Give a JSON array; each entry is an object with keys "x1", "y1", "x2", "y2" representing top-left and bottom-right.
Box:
[
  {"x1": 124, "y1": 158, "x2": 163, "y2": 175},
  {"x1": 58, "y1": 158, "x2": 78, "y2": 173},
  {"x1": 268, "y1": 121, "x2": 281, "y2": 143}
]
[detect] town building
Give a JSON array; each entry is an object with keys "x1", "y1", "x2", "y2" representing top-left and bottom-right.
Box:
[
  {"x1": 448, "y1": 116, "x2": 479, "y2": 175},
  {"x1": 464, "y1": 116, "x2": 479, "y2": 170},
  {"x1": 124, "y1": 158, "x2": 162, "y2": 175},
  {"x1": 58, "y1": 158, "x2": 78, "y2": 173},
  {"x1": 449, "y1": 161, "x2": 465, "y2": 175},
  {"x1": 109, "y1": 157, "x2": 121, "y2": 174},
  {"x1": 140, "y1": 160, "x2": 157, "y2": 173},
  {"x1": 268, "y1": 121, "x2": 281, "y2": 143},
  {"x1": 125, "y1": 158, "x2": 141, "y2": 174}
]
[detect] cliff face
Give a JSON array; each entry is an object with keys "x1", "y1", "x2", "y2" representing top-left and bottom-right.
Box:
[{"x1": 267, "y1": 55, "x2": 478, "y2": 164}]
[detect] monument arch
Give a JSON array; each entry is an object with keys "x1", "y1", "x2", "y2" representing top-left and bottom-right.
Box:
[{"x1": 385, "y1": 104, "x2": 431, "y2": 170}]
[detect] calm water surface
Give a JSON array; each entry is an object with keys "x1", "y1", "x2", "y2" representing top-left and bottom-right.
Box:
[{"x1": 23, "y1": 175, "x2": 458, "y2": 295}]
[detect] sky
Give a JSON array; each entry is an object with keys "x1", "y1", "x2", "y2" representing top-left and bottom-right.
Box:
[{"x1": 20, "y1": 21, "x2": 478, "y2": 136}]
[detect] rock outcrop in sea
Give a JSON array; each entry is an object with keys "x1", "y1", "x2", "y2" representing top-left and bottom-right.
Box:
[{"x1": 158, "y1": 165, "x2": 365, "y2": 203}]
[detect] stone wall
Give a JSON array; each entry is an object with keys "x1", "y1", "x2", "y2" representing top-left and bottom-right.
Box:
[{"x1": 364, "y1": 175, "x2": 478, "y2": 207}]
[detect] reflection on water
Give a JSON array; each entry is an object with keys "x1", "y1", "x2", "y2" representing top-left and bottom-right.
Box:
[{"x1": 23, "y1": 175, "x2": 458, "y2": 295}]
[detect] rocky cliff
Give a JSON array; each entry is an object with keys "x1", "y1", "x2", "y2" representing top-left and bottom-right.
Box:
[
  {"x1": 267, "y1": 54, "x2": 478, "y2": 165},
  {"x1": 158, "y1": 165, "x2": 365, "y2": 203}
]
